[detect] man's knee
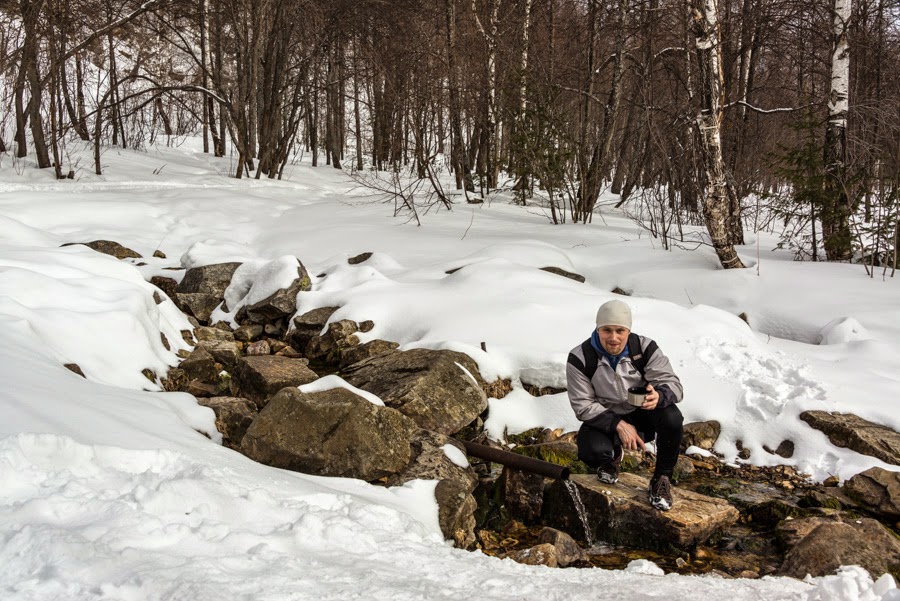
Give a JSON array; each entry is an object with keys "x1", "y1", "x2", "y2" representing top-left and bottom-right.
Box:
[
  {"x1": 577, "y1": 425, "x2": 617, "y2": 468},
  {"x1": 657, "y1": 404, "x2": 684, "y2": 432}
]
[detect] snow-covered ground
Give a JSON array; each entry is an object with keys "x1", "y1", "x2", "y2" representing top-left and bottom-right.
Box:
[{"x1": 1, "y1": 141, "x2": 899, "y2": 600}]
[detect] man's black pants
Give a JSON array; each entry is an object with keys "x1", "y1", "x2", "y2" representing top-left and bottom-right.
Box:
[{"x1": 576, "y1": 404, "x2": 684, "y2": 479}]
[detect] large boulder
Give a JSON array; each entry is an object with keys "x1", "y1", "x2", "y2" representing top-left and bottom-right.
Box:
[
  {"x1": 387, "y1": 431, "x2": 478, "y2": 548},
  {"x1": 197, "y1": 396, "x2": 258, "y2": 450},
  {"x1": 237, "y1": 261, "x2": 312, "y2": 325},
  {"x1": 240, "y1": 387, "x2": 418, "y2": 481},
  {"x1": 542, "y1": 473, "x2": 739, "y2": 551},
  {"x1": 343, "y1": 348, "x2": 488, "y2": 435},
  {"x1": 800, "y1": 411, "x2": 900, "y2": 466},
  {"x1": 843, "y1": 467, "x2": 900, "y2": 520},
  {"x1": 231, "y1": 356, "x2": 319, "y2": 408},
  {"x1": 779, "y1": 519, "x2": 900, "y2": 579}
]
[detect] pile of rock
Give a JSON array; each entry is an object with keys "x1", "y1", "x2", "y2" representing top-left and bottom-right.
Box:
[
  {"x1": 144, "y1": 257, "x2": 487, "y2": 548},
  {"x1": 80, "y1": 241, "x2": 900, "y2": 579}
]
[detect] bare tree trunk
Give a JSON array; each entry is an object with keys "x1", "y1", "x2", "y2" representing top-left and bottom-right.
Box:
[
  {"x1": 513, "y1": 0, "x2": 533, "y2": 204},
  {"x1": 200, "y1": 0, "x2": 209, "y2": 154},
  {"x1": 445, "y1": 0, "x2": 472, "y2": 192},
  {"x1": 822, "y1": 0, "x2": 853, "y2": 261},
  {"x1": 212, "y1": 0, "x2": 225, "y2": 157},
  {"x1": 327, "y1": 43, "x2": 343, "y2": 169},
  {"x1": 353, "y1": 40, "x2": 363, "y2": 171},
  {"x1": 106, "y1": 29, "x2": 125, "y2": 147},
  {"x1": 690, "y1": 0, "x2": 745, "y2": 269},
  {"x1": 21, "y1": 0, "x2": 51, "y2": 167},
  {"x1": 14, "y1": 60, "x2": 29, "y2": 157},
  {"x1": 472, "y1": 0, "x2": 501, "y2": 189}
]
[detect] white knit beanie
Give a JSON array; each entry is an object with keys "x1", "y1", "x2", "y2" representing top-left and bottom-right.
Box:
[{"x1": 595, "y1": 300, "x2": 632, "y2": 330}]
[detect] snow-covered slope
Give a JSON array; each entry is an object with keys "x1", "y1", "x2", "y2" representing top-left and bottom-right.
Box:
[{"x1": 1, "y1": 141, "x2": 899, "y2": 599}]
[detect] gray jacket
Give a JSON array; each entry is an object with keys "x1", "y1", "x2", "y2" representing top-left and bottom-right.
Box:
[{"x1": 566, "y1": 334, "x2": 683, "y2": 433}]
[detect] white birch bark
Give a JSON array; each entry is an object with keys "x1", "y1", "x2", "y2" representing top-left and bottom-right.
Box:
[
  {"x1": 822, "y1": 0, "x2": 852, "y2": 260},
  {"x1": 691, "y1": 0, "x2": 745, "y2": 269},
  {"x1": 828, "y1": 0, "x2": 851, "y2": 131}
]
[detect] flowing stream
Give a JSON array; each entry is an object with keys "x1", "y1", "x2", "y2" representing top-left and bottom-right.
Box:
[{"x1": 563, "y1": 479, "x2": 595, "y2": 548}]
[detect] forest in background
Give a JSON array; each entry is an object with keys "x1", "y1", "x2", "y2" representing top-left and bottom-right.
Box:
[{"x1": 1, "y1": 0, "x2": 898, "y2": 270}]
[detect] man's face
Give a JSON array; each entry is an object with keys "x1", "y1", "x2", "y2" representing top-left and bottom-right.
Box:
[{"x1": 597, "y1": 325, "x2": 630, "y2": 355}]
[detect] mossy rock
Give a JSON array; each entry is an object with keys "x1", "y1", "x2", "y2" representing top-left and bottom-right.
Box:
[
  {"x1": 746, "y1": 499, "x2": 805, "y2": 528},
  {"x1": 798, "y1": 490, "x2": 843, "y2": 511},
  {"x1": 694, "y1": 479, "x2": 741, "y2": 500},
  {"x1": 511, "y1": 442, "x2": 592, "y2": 475},
  {"x1": 507, "y1": 428, "x2": 546, "y2": 447}
]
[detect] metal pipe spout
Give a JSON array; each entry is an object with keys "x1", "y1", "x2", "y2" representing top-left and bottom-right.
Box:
[{"x1": 460, "y1": 440, "x2": 571, "y2": 480}]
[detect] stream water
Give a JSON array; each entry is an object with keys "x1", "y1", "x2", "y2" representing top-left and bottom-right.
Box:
[{"x1": 563, "y1": 479, "x2": 595, "y2": 549}]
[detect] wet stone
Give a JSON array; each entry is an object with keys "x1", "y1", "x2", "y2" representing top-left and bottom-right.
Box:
[{"x1": 542, "y1": 473, "x2": 739, "y2": 551}]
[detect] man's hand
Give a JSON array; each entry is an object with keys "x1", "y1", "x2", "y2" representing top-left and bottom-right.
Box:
[
  {"x1": 641, "y1": 383, "x2": 659, "y2": 411},
  {"x1": 616, "y1": 420, "x2": 646, "y2": 451}
]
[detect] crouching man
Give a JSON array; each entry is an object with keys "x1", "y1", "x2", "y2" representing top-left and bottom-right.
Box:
[{"x1": 566, "y1": 299, "x2": 684, "y2": 511}]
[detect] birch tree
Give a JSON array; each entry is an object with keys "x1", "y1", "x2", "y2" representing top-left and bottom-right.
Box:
[
  {"x1": 822, "y1": 0, "x2": 852, "y2": 260},
  {"x1": 690, "y1": 0, "x2": 745, "y2": 269}
]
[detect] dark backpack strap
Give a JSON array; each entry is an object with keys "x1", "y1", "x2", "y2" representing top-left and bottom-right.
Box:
[
  {"x1": 566, "y1": 339, "x2": 599, "y2": 381},
  {"x1": 627, "y1": 333, "x2": 657, "y2": 379},
  {"x1": 581, "y1": 339, "x2": 599, "y2": 380}
]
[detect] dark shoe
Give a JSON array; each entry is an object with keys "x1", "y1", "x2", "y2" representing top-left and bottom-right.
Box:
[
  {"x1": 597, "y1": 447, "x2": 624, "y2": 484},
  {"x1": 649, "y1": 475, "x2": 673, "y2": 511}
]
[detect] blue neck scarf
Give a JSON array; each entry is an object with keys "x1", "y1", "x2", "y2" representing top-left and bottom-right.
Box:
[{"x1": 591, "y1": 329, "x2": 629, "y2": 370}]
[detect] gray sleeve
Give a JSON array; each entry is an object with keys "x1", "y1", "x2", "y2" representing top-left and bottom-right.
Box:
[
  {"x1": 566, "y1": 361, "x2": 619, "y2": 432},
  {"x1": 644, "y1": 341, "x2": 683, "y2": 403}
]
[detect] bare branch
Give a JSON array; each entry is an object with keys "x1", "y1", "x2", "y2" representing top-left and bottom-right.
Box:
[{"x1": 724, "y1": 100, "x2": 814, "y2": 114}]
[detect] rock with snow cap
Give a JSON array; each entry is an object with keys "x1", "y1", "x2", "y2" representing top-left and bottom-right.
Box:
[
  {"x1": 305, "y1": 319, "x2": 360, "y2": 363},
  {"x1": 176, "y1": 262, "x2": 242, "y2": 298},
  {"x1": 237, "y1": 260, "x2": 312, "y2": 325},
  {"x1": 289, "y1": 306, "x2": 340, "y2": 348},
  {"x1": 800, "y1": 411, "x2": 900, "y2": 466},
  {"x1": 240, "y1": 387, "x2": 417, "y2": 481},
  {"x1": 342, "y1": 348, "x2": 488, "y2": 435},
  {"x1": 63, "y1": 240, "x2": 142, "y2": 260},
  {"x1": 387, "y1": 430, "x2": 478, "y2": 549}
]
